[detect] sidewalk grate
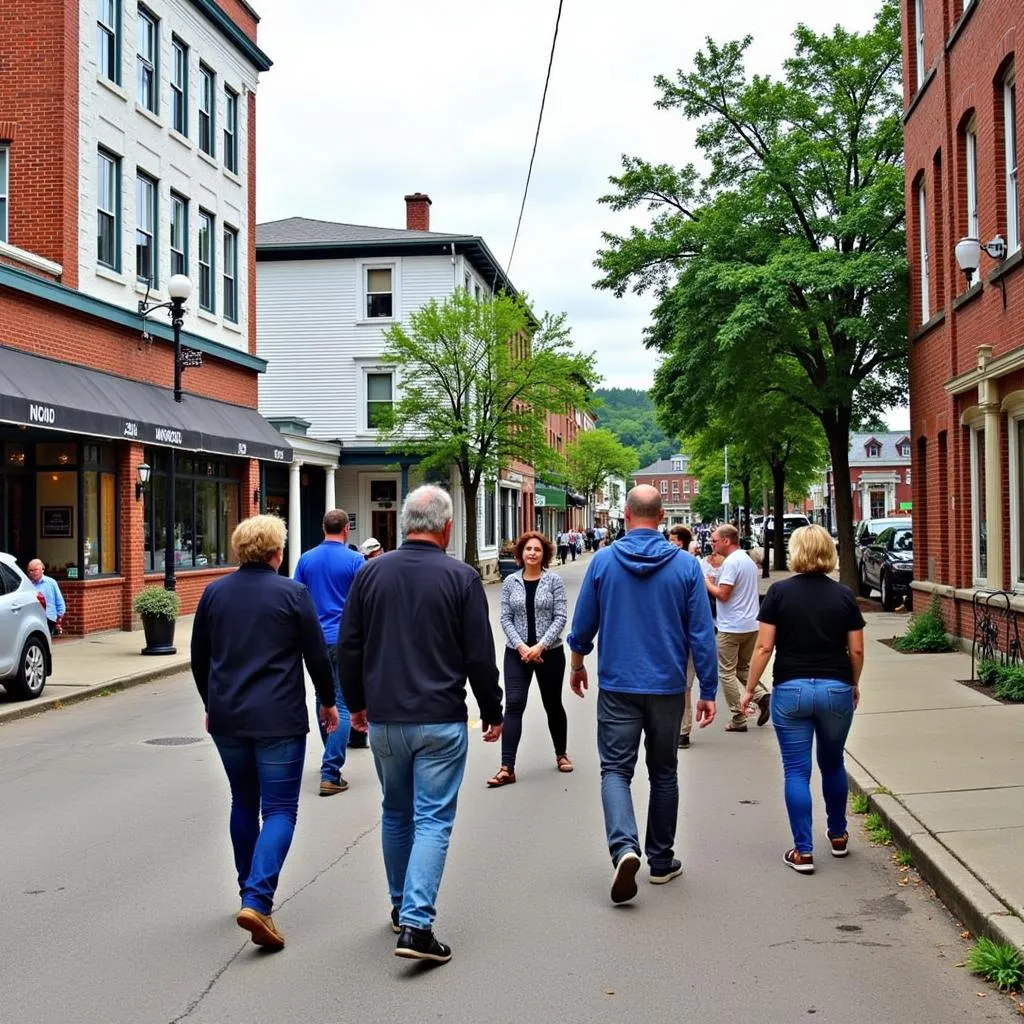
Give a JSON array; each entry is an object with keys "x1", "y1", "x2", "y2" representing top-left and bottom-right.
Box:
[{"x1": 144, "y1": 736, "x2": 204, "y2": 746}]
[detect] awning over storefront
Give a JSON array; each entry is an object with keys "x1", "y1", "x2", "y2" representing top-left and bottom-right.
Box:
[
  {"x1": 535, "y1": 483, "x2": 566, "y2": 509},
  {"x1": 0, "y1": 346, "x2": 291, "y2": 462}
]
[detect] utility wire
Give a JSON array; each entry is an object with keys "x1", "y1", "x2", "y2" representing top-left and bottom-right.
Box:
[{"x1": 507, "y1": 0, "x2": 564, "y2": 278}]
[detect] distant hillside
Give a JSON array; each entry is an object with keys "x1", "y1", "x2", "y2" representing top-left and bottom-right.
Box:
[{"x1": 593, "y1": 388, "x2": 681, "y2": 470}]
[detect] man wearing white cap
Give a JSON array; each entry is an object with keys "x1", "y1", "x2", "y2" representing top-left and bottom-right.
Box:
[{"x1": 360, "y1": 537, "x2": 383, "y2": 559}]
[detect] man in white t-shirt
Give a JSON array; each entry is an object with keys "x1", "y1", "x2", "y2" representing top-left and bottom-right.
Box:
[{"x1": 704, "y1": 524, "x2": 770, "y2": 732}]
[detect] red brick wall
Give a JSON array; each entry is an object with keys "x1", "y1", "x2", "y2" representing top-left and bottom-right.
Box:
[
  {"x1": 62, "y1": 578, "x2": 124, "y2": 634},
  {"x1": 216, "y1": 0, "x2": 260, "y2": 44},
  {"x1": 0, "y1": 290, "x2": 259, "y2": 407},
  {"x1": 633, "y1": 471, "x2": 702, "y2": 503},
  {"x1": 0, "y1": 0, "x2": 79, "y2": 284},
  {"x1": 905, "y1": 0, "x2": 1024, "y2": 635}
]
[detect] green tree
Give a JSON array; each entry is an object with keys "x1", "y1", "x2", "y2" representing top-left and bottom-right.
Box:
[
  {"x1": 595, "y1": 1, "x2": 906, "y2": 586},
  {"x1": 379, "y1": 290, "x2": 596, "y2": 566},
  {"x1": 564, "y1": 428, "x2": 639, "y2": 515}
]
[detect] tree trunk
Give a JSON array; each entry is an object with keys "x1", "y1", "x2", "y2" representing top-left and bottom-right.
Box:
[
  {"x1": 771, "y1": 462, "x2": 787, "y2": 571},
  {"x1": 461, "y1": 475, "x2": 480, "y2": 569},
  {"x1": 822, "y1": 410, "x2": 857, "y2": 588}
]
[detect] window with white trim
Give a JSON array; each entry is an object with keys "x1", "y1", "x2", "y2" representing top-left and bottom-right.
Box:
[
  {"x1": 867, "y1": 442, "x2": 882, "y2": 458},
  {"x1": 198, "y1": 209, "x2": 214, "y2": 311},
  {"x1": 671, "y1": 481, "x2": 679, "y2": 495},
  {"x1": 366, "y1": 371, "x2": 394, "y2": 429},
  {"x1": 136, "y1": 8, "x2": 157, "y2": 114},
  {"x1": 970, "y1": 423, "x2": 987, "y2": 582},
  {"x1": 223, "y1": 225, "x2": 238, "y2": 322},
  {"x1": 917, "y1": 181, "x2": 930, "y2": 321},
  {"x1": 97, "y1": 0, "x2": 119, "y2": 84},
  {"x1": 672, "y1": 458, "x2": 682, "y2": 471},
  {"x1": 199, "y1": 65, "x2": 215, "y2": 157},
  {"x1": 693, "y1": 480, "x2": 700, "y2": 493},
  {"x1": 97, "y1": 148, "x2": 119, "y2": 270},
  {"x1": 905, "y1": 468, "x2": 912, "y2": 486},
  {"x1": 365, "y1": 266, "x2": 394, "y2": 318},
  {"x1": 1012, "y1": 416, "x2": 1024, "y2": 586},
  {"x1": 1005, "y1": 69, "x2": 1019, "y2": 253},
  {"x1": 135, "y1": 171, "x2": 156, "y2": 285},
  {"x1": 170, "y1": 193, "x2": 187, "y2": 278},
  {"x1": 659, "y1": 479, "x2": 668, "y2": 495},
  {"x1": 683, "y1": 479, "x2": 690, "y2": 494},
  {"x1": 0, "y1": 145, "x2": 8, "y2": 244},
  {"x1": 223, "y1": 87, "x2": 238, "y2": 173},
  {"x1": 171, "y1": 37, "x2": 188, "y2": 136},
  {"x1": 965, "y1": 117, "x2": 979, "y2": 255},
  {"x1": 915, "y1": 0, "x2": 926, "y2": 88}
]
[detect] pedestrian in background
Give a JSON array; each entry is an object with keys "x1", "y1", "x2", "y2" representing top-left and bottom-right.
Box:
[
  {"x1": 339, "y1": 485, "x2": 503, "y2": 964},
  {"x1": 360, "y1": 536, "x2": 383, "y2": 560},
  {"x1": 668, "y1": 525, "x2": 700, "y2": 750},
  {"x1": 294, "y1": 509, "x2": 365, "y2": 792},
  {"x1": 26, "y1": 559, "x2": 65, "y2": 637},
  {"x1": 568, "y1": 486, "x2": 718, "y2": 904},
  {"x1": 741, "y1": 525, "x2": 865, "y2": 873},
  {"x1": 556, "y1": 530, "x2": 569, "y2": 565},
  {"x1": 489, "y1": 530, "x2": 571, "y2": 787},
  {"x1": 191, "y1": 514, "x2": 338, "y2": 951},
  {"x1": 704, "y1": 524, "x2": 770, "y2": 732}
]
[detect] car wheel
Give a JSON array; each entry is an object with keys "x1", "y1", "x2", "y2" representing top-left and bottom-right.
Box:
[
  {"x1": 7, "y1": 636, "x2": 47, "y2": 700},
  {"x1": 880, "y1": 572, "x2": 896, "y2": 612}
]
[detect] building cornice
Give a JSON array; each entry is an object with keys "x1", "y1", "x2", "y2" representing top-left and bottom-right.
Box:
[
  {"x1": 0, "y1": 263, "x2": 267, "y2": 373},
  {"x1": 945, "y1": 343, "x2": 1024, "y2": 396},
  {"x1": 187, "y1": 0, "x2": 272, "y2": 72}
]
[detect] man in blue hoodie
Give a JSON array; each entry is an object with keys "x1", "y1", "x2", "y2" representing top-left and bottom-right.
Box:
[{"x1": 567, "y1": 485, "x2": 719, "y2": 904}]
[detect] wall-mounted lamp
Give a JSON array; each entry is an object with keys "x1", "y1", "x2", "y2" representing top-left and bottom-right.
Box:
[
  {"x1": 956, "y1": 234, "x2": 1009, "y2": 308},
  {"x1": 136, "y1": 462, "x2": 151, "y2": 502},
  {"x1": 253, "y1": 488, "x2": 261, "y2": 507}
]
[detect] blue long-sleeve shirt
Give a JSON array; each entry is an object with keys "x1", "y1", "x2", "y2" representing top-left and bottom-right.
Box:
[
  {"x1": 567, "y1": 528, "x2": 719, "y2": 701},
  {"x1": 32, "y1": 575, "x2": 65, "y2": 623}
]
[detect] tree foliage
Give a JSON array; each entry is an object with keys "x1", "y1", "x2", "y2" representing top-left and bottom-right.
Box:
[
  {"x1": 594, "y1": 0, "x2": 906, "y2": 585},
  {"x1": 593, "y1": 387, "x2": 682, "y2": 469},
  {"x1": 565, "y1": 428, "x2": 639, "y2": 502},
  {"x1": 379, "y1": 290, "x2": 597, "y2": 566}
]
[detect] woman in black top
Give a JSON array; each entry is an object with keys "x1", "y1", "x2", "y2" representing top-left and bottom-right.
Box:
[
  {"x1": 491, "y1": 531, "x2": 570, "y2": 786},
  {"x1": 740, "y1": 525, "x2": 865, "y2": 874}
]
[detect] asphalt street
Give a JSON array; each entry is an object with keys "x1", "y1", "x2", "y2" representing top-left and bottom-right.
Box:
[{"x1": 1, "y1": 556, "x2": 1017, "y2": 1024}]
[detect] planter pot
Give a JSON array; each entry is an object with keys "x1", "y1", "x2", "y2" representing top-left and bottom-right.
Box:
[
  {"x1": 498, "y1": 557, "x2": 518, "y2": 580},
  {"x1": 141, "y1": 614, "x2": 177, "y2": 655}
]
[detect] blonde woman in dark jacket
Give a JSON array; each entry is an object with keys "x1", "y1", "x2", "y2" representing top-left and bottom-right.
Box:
[{"x1": 489, "y1": 531, "x2": 571, "y2": 786}]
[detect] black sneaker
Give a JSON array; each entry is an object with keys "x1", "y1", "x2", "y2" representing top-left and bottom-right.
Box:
[
  {"x1": 395, "y1": 926, "x2": 452, "y2": 963},
  {"x1": 677, "y1": 733, "x2": 690, "y2": 749},
  {"x1": 610, "y1": 850, "x2": 641, "y2": 904},
  {"x1": 649, "y1": 859, "x2": 683, "y2": 885},
  {"x1": 390, "y1": 906, "x2": 400, "y2": 934}
]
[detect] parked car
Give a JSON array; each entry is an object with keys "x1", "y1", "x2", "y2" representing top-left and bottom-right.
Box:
[
  {"x1": 759, "y1": 514, "x2": 811, "y2": 548},
  {"x1": 859, "y1": 526, "x2": 913, "y2": 611},
  {"x1": 853, "y1": 516, "x2": 911, "y2": 578},
  {"x1": 0, "y1": 553, "x2": 53, "y2": 700}
]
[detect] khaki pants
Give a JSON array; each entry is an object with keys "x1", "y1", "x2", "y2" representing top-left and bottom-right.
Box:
[
  {"x1": 717, "y1": 630, "x2": 768, "y2": 722},
  {"x1": 681, "y1": 655, "x2": 696, "y2": 736}
]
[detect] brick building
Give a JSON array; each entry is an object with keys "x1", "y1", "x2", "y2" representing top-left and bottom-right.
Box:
[
  {"x1": 633, "y1": 454, "x2": 701, "y2": 525},
  {"x1": 904, "y1": 0, "x2": 1024, "y2": 638},
  {"x1": 535, "y1": 407, "x2": 591, "y2": 537},
  {"x1": 0, "y1": 0, "x2": 288, "y2": 633}
]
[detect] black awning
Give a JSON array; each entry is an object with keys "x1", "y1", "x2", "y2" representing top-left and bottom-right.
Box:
[{"x1": 0, "y1": 346, "x2": 291, "y2": 463}]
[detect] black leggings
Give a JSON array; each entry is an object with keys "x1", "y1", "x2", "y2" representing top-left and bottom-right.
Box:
[{"x1": 501, "y1": 646, "x2": 568, "y2": 769}]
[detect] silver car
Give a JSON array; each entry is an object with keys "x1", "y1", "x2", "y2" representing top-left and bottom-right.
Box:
[{"x1": 0, "y1": 553, "x2": 52, "y2": 700}]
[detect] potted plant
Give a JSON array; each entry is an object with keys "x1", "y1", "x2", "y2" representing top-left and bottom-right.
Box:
[
  {"x1": 133, "y1": 586, "x2": 181, "y2": 656},
  {"x1": 498, "y1": 541, "x2": 518, "y2": 581}
]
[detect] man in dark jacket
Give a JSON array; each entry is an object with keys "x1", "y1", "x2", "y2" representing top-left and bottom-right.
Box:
[
  {"x1": 568, "y1": 486, "x2": 719, "y2": 905},
  {"x1": 339, "y1": 485, "x2": 502, "y2": 965}
]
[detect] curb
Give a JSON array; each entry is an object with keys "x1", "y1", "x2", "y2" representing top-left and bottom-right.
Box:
[
  {"x1": 846, "y1": 754, "x2": 1024, "y2": 954},
  {"x1": 0, "y1": 659, "x2": 190, "y2": 726}
]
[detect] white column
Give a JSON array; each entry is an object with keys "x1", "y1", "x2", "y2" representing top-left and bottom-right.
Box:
[
  {"x1": 860, "y1": 484, "x2": 870, "y2": 520},
  {"x1": 981, "y1": 382, "x2": 1003, "y2": 587},
  {"x1": 288, "y1": 460, "x2": 302, "y2": 577},
  {"x1": 324, "y1": 466, "x2": 336, "y2": 513}
]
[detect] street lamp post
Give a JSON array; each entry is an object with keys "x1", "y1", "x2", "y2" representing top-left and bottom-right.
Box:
[{"x1": 138, "y1": 274, "x2": 197, "y2": 593}]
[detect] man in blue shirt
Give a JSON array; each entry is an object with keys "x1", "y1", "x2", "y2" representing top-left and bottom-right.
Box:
[
  {"x1": 567, "y1": 485, "x2": 719, "y2": 905},
  {"x1": 27, "y1": 559, "x2": 66, "y2": 636},
  {"x1": 294, "y1": 508, "x2": 366, "y2": 795}
]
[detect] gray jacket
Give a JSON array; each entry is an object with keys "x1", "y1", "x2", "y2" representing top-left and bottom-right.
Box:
[{"x1": 500, "y1": 569, "x2": 567, "y2": 650}]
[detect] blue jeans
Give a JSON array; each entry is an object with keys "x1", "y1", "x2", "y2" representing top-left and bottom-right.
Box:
[
  {"x1": 316, "y1": 646, "x2": 351, "y2": 783},
  {"x1": 597, "y1": 688, "x2": 685, "y2": 872},
  {"x1": 770, "y1": 678, "x2": 855, "y2": 854},
  {"x1": 369, "y1": 722, "x2": 468, "y2": 929},
  {"x1": 211, "y1": 735, "x2": 306, "y2": 915}
]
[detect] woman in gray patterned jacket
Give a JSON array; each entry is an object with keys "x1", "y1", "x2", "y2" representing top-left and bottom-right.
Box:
[{"x1": 488, "y1": 531, "x2": 571, "y2": 787}]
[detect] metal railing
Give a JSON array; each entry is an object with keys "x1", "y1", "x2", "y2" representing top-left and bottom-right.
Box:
[{"x1": 970, "y1": 589, "x2": 1023, "y2": 681}]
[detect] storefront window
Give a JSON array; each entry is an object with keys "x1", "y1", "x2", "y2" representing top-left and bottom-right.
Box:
[
  {"x1": 143, "y1": 450, "x2": 241, "y2": 570},
  {"x1": 36, "y1": 470, "x2": 77, "y2": 578},
  {"x1": 970, "y1": 425, "x2": 987, "y2": 582}
]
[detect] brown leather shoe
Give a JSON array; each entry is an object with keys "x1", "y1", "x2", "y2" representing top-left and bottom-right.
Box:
[
  {"x1": 756, "y1": 693, "x2": 771, "y2": 727},
  {"x1": 236, "y1": 908, "x2": 285, "y2": 949},
  {"x1": 319, "y1": 777, "x2": 349, "y2": 796}
]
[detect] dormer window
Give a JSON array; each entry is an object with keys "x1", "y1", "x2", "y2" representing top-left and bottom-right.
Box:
[
  {"x1": 672, "y1": 458, "x2": 682, "y2": 472},
  {"x1": 899, "y1": 443, "x2": 910, "y2": 457},
  {"x1": 866, "y1": 442, "x2": 882, "y2": 459}
]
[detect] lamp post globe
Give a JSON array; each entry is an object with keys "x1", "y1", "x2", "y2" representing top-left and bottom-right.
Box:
[
  {"x1": 168, "y1": 274, "x2": 192, "y2": 302},
  {"x1": 954, "y1": 237, "x2": 981, "y2": 279}
]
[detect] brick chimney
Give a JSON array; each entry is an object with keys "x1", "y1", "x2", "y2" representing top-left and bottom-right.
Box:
[{"x1": 404, "y1": 192, "x2": 432, "y2": 231}]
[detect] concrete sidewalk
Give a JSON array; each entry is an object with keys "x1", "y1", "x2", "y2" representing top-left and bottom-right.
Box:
[
  {"x1": 0, "y1": 617, "x2": 195, "y2": 724},
  {"x1": 848, "y1": 612, "x2": 1024, "y2": 955}
]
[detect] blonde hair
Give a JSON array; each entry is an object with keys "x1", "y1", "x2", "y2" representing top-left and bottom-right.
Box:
[
  {"x1": 788, "y1": 524, "x2": 837, "y2": 575},
  {"x1": 232, "y1": 514, "x2": 287, "y2": 565}
]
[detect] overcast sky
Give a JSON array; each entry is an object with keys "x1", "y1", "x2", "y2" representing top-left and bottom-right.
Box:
[{"x1": 255, "y1": 0, "x2": 886, "y2": 394}]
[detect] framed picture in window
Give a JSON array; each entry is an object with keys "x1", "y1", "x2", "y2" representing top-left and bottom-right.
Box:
[{"x1": 41, "y1": 506, "x2": 74, "y2": 538}]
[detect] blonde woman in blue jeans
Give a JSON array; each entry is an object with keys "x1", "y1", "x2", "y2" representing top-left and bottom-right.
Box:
[{"x1": 741, "y1": 525, "x2": 865, "y2": 874}]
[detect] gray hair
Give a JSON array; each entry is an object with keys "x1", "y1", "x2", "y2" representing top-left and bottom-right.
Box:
[{"x1": 401, "y1": 484, "x2": 454, "y2": 535}]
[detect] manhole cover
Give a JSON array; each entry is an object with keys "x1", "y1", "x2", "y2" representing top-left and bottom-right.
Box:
[{"x1": 144, "y1": 736, "x2": 204, "y2": 746}]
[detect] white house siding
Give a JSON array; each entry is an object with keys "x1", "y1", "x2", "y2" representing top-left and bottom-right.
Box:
[{"x1": 77, "y1": 0, "x2": 258, "y2": 354}]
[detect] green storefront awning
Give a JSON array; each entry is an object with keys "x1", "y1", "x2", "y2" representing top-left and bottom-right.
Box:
[{"x1": 535, "y1": 484, "x2": 566, "y2": 509}]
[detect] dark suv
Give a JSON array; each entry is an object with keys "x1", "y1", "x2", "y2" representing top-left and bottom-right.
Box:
[
  {"x1": 854, "y1": 516, "x2": 911, "y2": 579},
  {"x1": 859, "y1": 526, "x2": 913, "y2": 610},
  {"x1": 759, "y1": 514, "x2": 810, "y2": 549}
]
